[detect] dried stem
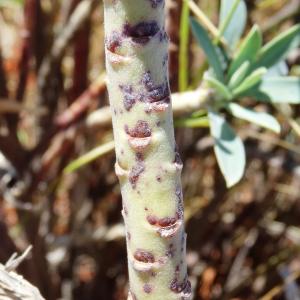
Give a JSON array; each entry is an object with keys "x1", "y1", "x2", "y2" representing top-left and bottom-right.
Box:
[{"x1": 0, "y1": 246, "x2": 45, "y2": 300}]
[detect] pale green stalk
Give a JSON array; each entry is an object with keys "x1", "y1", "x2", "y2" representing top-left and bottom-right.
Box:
[{"x1": 103, "y1": 0, "x2": 191, "y2": 299}]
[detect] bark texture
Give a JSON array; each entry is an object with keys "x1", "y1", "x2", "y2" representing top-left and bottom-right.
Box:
[{"x1": 103, "y1": 0, "x2": 191, "y2": 299}]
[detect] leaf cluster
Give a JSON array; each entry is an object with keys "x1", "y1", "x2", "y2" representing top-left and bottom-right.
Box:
[{"x1": 187, "y1": 0, "x2": 300, "y2": 187}]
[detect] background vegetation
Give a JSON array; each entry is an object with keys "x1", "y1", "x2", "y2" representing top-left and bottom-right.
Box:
[{"x1": 0, "y1": 0, "x2": 299, "y2": 299}]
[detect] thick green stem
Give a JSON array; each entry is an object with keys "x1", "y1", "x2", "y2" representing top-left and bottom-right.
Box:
[{"x1": 103, "y1": 0, "x2": 191, "y2": 299}]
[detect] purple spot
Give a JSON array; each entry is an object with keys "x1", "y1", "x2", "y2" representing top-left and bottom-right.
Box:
[
  {"x1": 147, "y1": 215, "x2": 158, "y2": 225},
  {"x1": 143, "y1": 283, "x2": 153, "y2": 294},
  {"x1": 159, "y1": 30, "x2": 168, "y2": 42},
  {"x1": 148, "y1": 0, "x2": 164, "y2": 8},
  {"x1": 127, "y1": 232, "x2": 131, "y2": 240},
  {"x1": 174, "y1": 151, "x2": 183, "y2": 166},
  {"x1": 142, "y1": 71, "x2": 156, "y2": 90},
  {"x1": 166, "y1": 244, "x2": 175, "y2": 258},
  {"x1": 141, "y1": 71, "x2": 170, "y2": 104},
  {"x1": 181, "y1": 234, "x2": 185, "y2": 252},
  {"x1": 119, "y1": 85, "x2": 140, "y2": 111},
  {"x1": 106, "y1": 31, "x2": 122, "y2": 53},
  {"x1": 123, "y1": 21, "x2": 159, "y2": 44},
  {"x1": 134, "y1": 249, "x2": 155, "y2": 263},
  {"x1": 170, "y1": 276, "x2": 191, "y2": 295},
  {"x1": 158, "y1": 216, "x2": 177, "y2": 227},
  {"x1": 147, "y1": 215, "x2": 179, "y2": 227},
  {"x1": 118, "y1": 71, "x2": 170, "y2": 114},
  {"x1": 125, "y1": 121, "x2": 152, "y2": 138},
  {"x1": 162, "y1": 54, "x2": 168, "y2": 66},
  {"x1": 175, "y1": 185, "x2": 182, "y2": 200},
  {"x1": 136, "y1": 152, "x2": 144, "y2": 161},
  {"x1": 129, "y1": 162, "x2": 145, "y2": 188}
]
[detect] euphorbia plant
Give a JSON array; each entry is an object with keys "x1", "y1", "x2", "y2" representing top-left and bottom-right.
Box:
[{"x1": 103, "y1": 0, "x2": 191, "y2": 299}]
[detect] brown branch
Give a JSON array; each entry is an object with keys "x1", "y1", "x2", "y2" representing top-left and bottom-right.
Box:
[
  {"x1": 9, "y1": 0, "x2": 40, "y2": 134},
  {"x1": 22, "y1": 74, "x2": 106, "y2": 200},
  {"x1": 261, "y1": 0, "x2": 300, "y2": 32},
  {"x1": 0, "y1": 52, "x2": 24, "y2": 167},
  {"x1": 15, "y1": 0, "x2": 42, "y2": 101},
  {"x1": 0, "y1": 135, "x2": 28, "y2": 172},
  {"x1": 70, "y1": 0, "x2": 91, "y2": 102},
  {"x1": 0, "y1": 218, "x2": 17, "y2": 263},
  {"x1": 0, "y1": 50, "x2": 8, "y2": 99},
  {"x1": 55, "y1": 73, "x2": 106, "y2": 129},
  {"x1": 36, "y1": 0, "x2": 98, "y2": 138},
  {"x1": 166, "y1": 0, "x2": 181, "y2": 91}
]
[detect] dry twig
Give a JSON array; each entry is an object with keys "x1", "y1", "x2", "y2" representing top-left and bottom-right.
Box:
[{"x1": 0, "y1": 246, "x2": 45, "y2": 300}]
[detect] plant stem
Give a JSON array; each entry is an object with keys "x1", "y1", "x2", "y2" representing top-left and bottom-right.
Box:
[
  {"x1": 103, "y1": 0, "x2": 192, "y2": 299},
  {"x1": 86, "y1": 88, "x2": 212, "y2": 129},
  {"x1": 179, "y1": 0, "x2": 190, "y2": 92},
  {"x1": 215, "y1": 0, "x2": 240, "y2": 44},
  {"x1": 186, "y1": 0, "x2": 227, "y2": 48}
]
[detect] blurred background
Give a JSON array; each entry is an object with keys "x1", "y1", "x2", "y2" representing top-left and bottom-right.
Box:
[{"x1": 0, "y1": 0, "x2": 300, "y2": 299}]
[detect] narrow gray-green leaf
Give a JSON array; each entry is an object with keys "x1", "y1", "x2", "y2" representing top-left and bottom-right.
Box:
[
  {"x1": 175, "y1": 116, "x2": 209, "y2": 128},
  {"x1": 233, "y1": 67, "x2": 267, "y2": 96},
  {"x1": 208, "y1": 111, "x2": 246, "y2": 187},
  {"x1": 64, "y1": 141, "x2": 115, "y2": 173},
  {"x1": 254, "y1": 24, "x2": 300, "y2": 69},
  {"x1": 190, "y1": 18, "x2": 224, "y2": 81},
  {"x1": 265, "y1": 61, "x2": 288, "y2": 77},
  {"x1": 219, "y1": 0, "x2": 247, "y2": 49},
  {"x1": 228, "y1": 25, "x2": 262, "y2": 78},
  {"x1": 244, "y1": 77, "x2": 300, "y2": 104},
  {"x1": 204, "y1": 74, "x2": 232, "y2": 100},
  {"x1": 227, "y1": 102, "x2": 280, "y2": 133},
  {"x1": 228, "y1": 61, "x2": 250, "y2": 89}
]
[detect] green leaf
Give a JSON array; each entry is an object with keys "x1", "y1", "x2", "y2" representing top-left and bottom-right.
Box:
[
  {"x1": 64, "y1": 141, "x2": 115, "y2": 173},
  {"x1": 179, "y1": 0, "x2": 190, "y2": 91},
  {"x1": 232, "y1": 67, "x2": 267, "y2": 96},
  {"x1": 227, "y1": 103, "x2": 280, "y2": 133},
  {"x1": 244, "y1": 77, "x2": 300, "y2": 104},
  {"x1": 175, "y1": 116, "x2": 209, "y2": 128},
  {"x1": 228, "y1": 61, "x2": 250, "y2": 89},
  {"x1": 219, "y1": 0, "x2": 247, "y2": 49},
  {"x1": 0, "y1": 0, "x2": 23, "y2": 6},
  {"x1": 208, "y1": 111, "x2": 246, "y2": 187},
  {"x1": 190, "y1": 18, "x2": 224, "y2": 82},
  {"x1": 254, "y1": 24, "x2": 300, "y2": 69},
  {"x1": 228, "y1": 25, "x2": 262, "y2": 79},
  {"x1": 191, "y1": 109, "x2": 207, "y2": 118},
  {"x1": 265, "y1": 61, "x2": 288, "y2": 77},
  {"x1": 204, "y1": 73, "x2": 232, "y2": 100}
]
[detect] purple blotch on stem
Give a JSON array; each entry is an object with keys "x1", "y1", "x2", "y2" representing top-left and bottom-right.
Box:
[{"x1": 134, "y1": 249, "x2": 155, "y2": 263}]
